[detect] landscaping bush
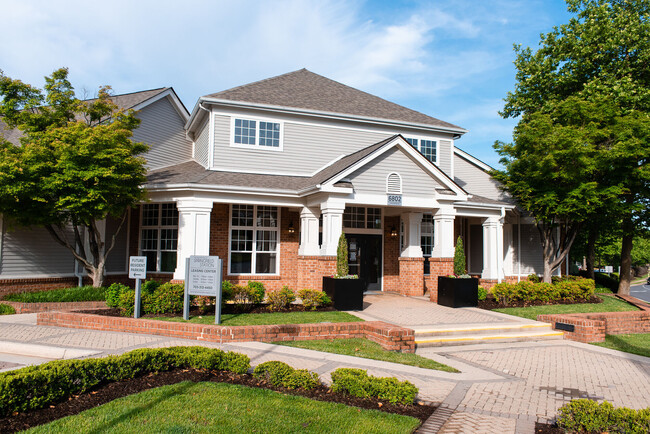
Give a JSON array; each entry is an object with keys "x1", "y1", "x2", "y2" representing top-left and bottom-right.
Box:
[
  {"x1": 252, "y1": 361, "x2": 320, "y2": 390},
  {"x1": 298, "y1": 289, "x2": 332, "y2": 310},
  {"x1": 109, "y1": 281, "x2": 185, "y2": 316},
  {"x1": 0, "y1": 304, "x2": 15, "y2": 315},
  {"x1": 527, "y1": 274, "x2": 541, "y2": 283},
  {"x1": 222, "y1": 280, "x2": 234, "y2": 302},
  {"x1": 330, "y1": 368, "x2": 418, "y2": 405},
  {"x1": 247, "y1": 281, "x2": 266, "y2": 303},
  {"x1": 105, "y1": 283, "x2": 130, "y2": 308},
  {"x1": 146, "y1": 282, "x2": 184, "y2": 314},
  {"x1": 266, "y1": 286, "x2": 296, "y2": 311},
  {"x1": 0, "y1": 347, "x2": 251, "y2": 417},
  {"x1": 232, "y1": 285, "x2": 255, "y2": 304},
  {"x1": 556, "y1": 399, "x2": 650, "y2": 433},
  {"x1": 477, "y1": 286, "x2": 487, "y2": 301},
  {"x1": 3, "y1": 285, "x2": 107, "y2": 303},
  {"x1": 116, "y1": 288, "x2": 136, "y2": 316},
  {"x1": 490, "y1": 277, "x2": 594, "y2": 305}
]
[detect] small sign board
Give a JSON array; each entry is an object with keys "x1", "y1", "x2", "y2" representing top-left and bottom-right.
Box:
[
  {"x1": 129, "y1": 256, "x2": 147, "y2": 279},
  {"x1": 187, "y1": 256, "x2": 220, "y2": 296},
  {"x1": 387, "y1": 194, "x2": 402, "y2": 206}
]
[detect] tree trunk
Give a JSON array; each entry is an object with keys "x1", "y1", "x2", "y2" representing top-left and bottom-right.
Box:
[
  {"x1": 618, "y1": 217, "x2": 634, "y2": 295},
  {"x1": 586, "y1": 226, "x2": 597, "y2": 280},
  {"x1": 542, "y1": 257, "x2": 554, "y2": 283},
  {"x1": 91, "y1": 262, "x2": 106, "y2": 288}
]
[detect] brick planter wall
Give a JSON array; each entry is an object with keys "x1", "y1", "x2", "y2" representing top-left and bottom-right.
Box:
[
  {"x1": 538, "y1": 295, "x2": 650, "y2": 343},
  {"x1": 1, "y1": 300, "x2": 107, "y2": 314},
  {"x1": 37, "y1": 311, "x2": 416, "y2": 352}
]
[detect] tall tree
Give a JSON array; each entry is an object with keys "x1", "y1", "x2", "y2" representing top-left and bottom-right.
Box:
[
  {"x1": 0, "y1": 68, "x2": 148, "y2": 287},
  {"x1": 495, "y1": 0, "x2": 650, "y2": 290}
]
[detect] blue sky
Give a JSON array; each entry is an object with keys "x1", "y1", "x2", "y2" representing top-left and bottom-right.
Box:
[{"x1": 0, "y1": 0, "x2": 572, "y2": 167}]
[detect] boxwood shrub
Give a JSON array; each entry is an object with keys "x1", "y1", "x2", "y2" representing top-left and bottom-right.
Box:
[
  {"x1": 252, "y1": 360, "x2": 319, "y2": 390},
  {"x1": 557, "y1": 399, "x2": 650, "y2": 433},
  {"x1": 490, "y1": 277, "x2": 594, "y2": 304},
  {"x1": 0, "y1": 347, "x2": 251, "y2": 417},
  {"x1": 330, "y1": 368, "x2": 418, "y2": 405}
]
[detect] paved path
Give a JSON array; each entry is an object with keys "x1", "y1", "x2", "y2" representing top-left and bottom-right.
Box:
[
  {"x1": 1, "y1": 307, "x2": 650, "y2": 433},
  {"x1": 631, "y1": 283, "x2": 650, "y2": 303}
]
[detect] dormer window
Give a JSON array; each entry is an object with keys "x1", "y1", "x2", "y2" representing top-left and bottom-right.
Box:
[
  {"x1": 405, "y1": 137, "x2": 437, "y2": 163},
  {"x1": 232, "y1": 117, "x2": 282, "y2": 150}
]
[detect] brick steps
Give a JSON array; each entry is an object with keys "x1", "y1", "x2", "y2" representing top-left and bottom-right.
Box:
[{"x1": 414, "y1": 323, "x2": 563, "y2": 347}]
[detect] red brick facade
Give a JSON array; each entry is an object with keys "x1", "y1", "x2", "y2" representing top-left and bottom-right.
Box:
[
  {"x1": 382, "y1": 216, "x2": 401, "y2": 292},
  {"x1": 397, "y1": 257, "x2": 425, "y2": 296},
  {"x1": 37, "y1": 310, "x2": 416, "y2": 352},
  {"x1": 427, "y1": 257, "x2": 454, "y2": 303}
]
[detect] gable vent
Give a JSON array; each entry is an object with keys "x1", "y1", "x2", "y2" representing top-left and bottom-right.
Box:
[{"x1": 386, "y1": 172, "x2": 402, "y2": 194}]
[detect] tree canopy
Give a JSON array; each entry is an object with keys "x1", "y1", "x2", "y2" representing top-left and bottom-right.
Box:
[
  {"x1": 493, "y1": 0, "x2": 650, "y2": 288},
  {"x1": 0, "y1": 68, "x2": 148, "y2": 286}
]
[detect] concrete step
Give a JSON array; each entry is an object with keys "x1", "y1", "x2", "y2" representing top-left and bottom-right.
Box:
[{"x1": 414, "y1": 323, "x2": 563, "y2": 347}]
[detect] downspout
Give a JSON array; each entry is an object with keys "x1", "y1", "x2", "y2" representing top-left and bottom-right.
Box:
[
  {"x1": 74, "y1": 244, "x2": 84, "y2": 287},
  {"x1": 517, "y1": 213, "x2": 521, "y2": 282}
]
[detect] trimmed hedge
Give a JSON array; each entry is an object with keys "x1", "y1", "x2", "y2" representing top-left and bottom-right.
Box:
[
  {"x1": 330, "y1": 368, "x2": 418, "y2": 405},
  {"x1": 0, "y1": 347, "x2": 250, "y2": 417},
  {"x1": 490, "y1": 277, "x2": 595, "y2": 304},
  {"x1": 557, "y1": 399, "x2": 650, "y2": 433},
  {"x1": 252, "y1": 361, "x2": 320, "y2": 390},
  {"x1": 106, "y1": 282, "x2": 185, "y2": 316}
]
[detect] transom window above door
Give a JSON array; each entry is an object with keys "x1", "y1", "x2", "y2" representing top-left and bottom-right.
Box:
[
  {"x1": 343, "y1": 206, "x2": 382, "y2": 229},
  {"x1": 232, "y1": 118, "x2": 282, "y2": 149}
]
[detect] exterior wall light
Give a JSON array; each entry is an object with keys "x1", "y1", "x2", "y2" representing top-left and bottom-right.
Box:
[
  {"x1": 390, "y1": 226, "x2": 398, "y2": 237},
  {"x1": 288, "y1": 222, "x2": 295, "y2": 234}
]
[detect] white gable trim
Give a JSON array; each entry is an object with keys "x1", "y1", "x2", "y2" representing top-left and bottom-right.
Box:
[
  {"x1": 321, "y1": 136, "x2": 467, "y2": 199},
  {"x1": 454, "y1": 147, "x2": 494, "y2": 172},
  {"x1": 131, "y1": 88, "x2": 190, "y2": 122}
]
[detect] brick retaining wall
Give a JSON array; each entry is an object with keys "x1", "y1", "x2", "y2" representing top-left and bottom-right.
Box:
[
  {"x1": 37, "y1": 311, "x2": 416, "y2": 352},
  {"x1": 538, "y1": 295, "x2": 650, "y2": 343},
  {"x1": 1, "y1": 300, "x2": 107, "y2": 314}
]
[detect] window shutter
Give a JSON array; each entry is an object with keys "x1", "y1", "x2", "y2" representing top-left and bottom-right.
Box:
[{"x1": 386, "y1": 173, "x2": 402, "y2": 194}]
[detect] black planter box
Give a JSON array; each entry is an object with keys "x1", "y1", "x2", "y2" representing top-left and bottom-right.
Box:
[
  {"x1": 437, "y1": 276, "x2": 479, "y2": 308},
  {"x1": 322, "y1": 276, "x2": 364, "y2": 311}
]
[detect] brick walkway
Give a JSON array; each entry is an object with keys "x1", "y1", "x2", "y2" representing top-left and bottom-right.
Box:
[{"x1": 1, "y1": 313, "x2": 650, "y2": 433}]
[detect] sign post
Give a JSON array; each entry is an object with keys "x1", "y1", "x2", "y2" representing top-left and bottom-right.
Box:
[
  {"x1": 184, "y1": 255, "x2": 222, "y2": 324},
  {"x1": 128, "y1": 256, "x2": 147, "y2": 319}
]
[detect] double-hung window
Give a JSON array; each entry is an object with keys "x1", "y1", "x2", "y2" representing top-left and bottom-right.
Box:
[
  {"x1": 421, "y1": 214, "x2": 434, "y2": 274},
  {"x1": 230, "y1": 205, "x2": 279, "y2": 274},
  {"x1": 405, "y1": 137, "x2": 437, "y2": 164},
  {"x1": 140, "y1": 203, "x2": 178, "y2": 272},
  {"x1": 233, "y1": 118, "x2": 281, "y2": 149}
]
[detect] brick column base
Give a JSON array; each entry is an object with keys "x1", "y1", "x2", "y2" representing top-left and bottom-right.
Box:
[
  {"x1": 398, "y1": 257, "x2": 425, "y2": 296},
  {"x1": 427, "y1": 257, "x2": 454, "y2": 303}
]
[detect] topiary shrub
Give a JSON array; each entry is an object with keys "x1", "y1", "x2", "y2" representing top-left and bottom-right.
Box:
[
  {"x1": 247, "y1": 281, "x2": 266, "y2": 303},
  {"x1": 556, "y1": 399, "x2": 650, "y2": 433},
  {"x1": 330, "y1": 368, "x2": 418, "y2": 405},
  {"x1": 453, "y1": 236, "x2": 467, "y2": 275},
  {"x1": 266, "y1": 286, "x2": 296, "y2": 311},
  {"x1": 336, "y1": 232, "x2": 349, "y2": 277},
  {"x1": 297, "y1": 289, "x2": 331, "y2": 310}
]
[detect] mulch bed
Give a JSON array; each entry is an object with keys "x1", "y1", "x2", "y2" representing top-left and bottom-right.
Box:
[
  {"x1": 535, "y1": 422, "x2": 563, "y2": 433},
  {"x1": 478, "y1": 295, "x2": 602, "y2": 310},
  {"x1": 0, "y1": 368, "x2": 435, "y2": 433},
  {"x1": 78, "y1": 303, "x2": 337, "y2": 318}
]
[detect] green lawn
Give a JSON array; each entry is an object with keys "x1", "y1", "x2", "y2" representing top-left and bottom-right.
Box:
[
  {"x1": 595, "y1": 283, "x2": 615, "y2": 294},
  {"x1": 492, "y1": 294, "x2": 638, "y2": 320},
  {"x1": 593, "y1": 333, "x2": 650, "y2": 358},
  {"x1": 150, "y1": 310, "x2": 363, "y2": 326},
  {"x1": 3, "y1": 285, "x2": 106, "y2": 303},
  {"x1": 26, "y1": 381, "x2": 420, "y2": 433},
  {"x1": 275, "y1": 337, "x2": 459, "y2": 373}
]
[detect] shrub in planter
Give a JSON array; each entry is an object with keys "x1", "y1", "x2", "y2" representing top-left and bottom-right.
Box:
[
  {"x1": 266, "y1": 286, "x2": 296, "y2": 311},
  {"x1": 453, "y1": 236, "x2": 467, "y2": 275},
  {"x1": 330, "y1": 368, "x2": 418, "y2": 405},
  {"x1": 297, "y1": 289, "x2": 331, "y2": 310},
  {"x1": 556, "y1": 399, "x2": 650, "y2": 433},
  {"x1": 247, "y1": 281, "x2": 266, "y2": 304}
]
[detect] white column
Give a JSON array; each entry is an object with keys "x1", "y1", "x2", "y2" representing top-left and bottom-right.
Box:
[
  {"x1": 503, "y1": 223, "x2": 514, "y2": 276},
  {"x1": 401, "y1": 212, "x2": 423, "y2": 257},
  {"x1": 173, "y1": 200, "x2": 214, "y2": 280},
  {"x1": 482, "y1": 216, "x2": 504, "y2": 280},
  {"x1": 320, "y1": 201, "x2": 345, "y2": 256},
  {"x1": 432, "y1": 207, "x2": 455, "y2": 258},
  {"x1": 298, "y1": 206, "x2": 320, "y2": 256}
]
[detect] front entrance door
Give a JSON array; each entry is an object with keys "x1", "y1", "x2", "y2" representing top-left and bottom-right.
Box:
[{"x1": 345, "y1": 234, "x2": 382, "y2": 291}]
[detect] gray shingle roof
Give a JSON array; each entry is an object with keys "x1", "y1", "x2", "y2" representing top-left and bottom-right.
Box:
[
  {"x1": 204, "y1": 69, "x2": 465, "y2": 131},
  {"x1": 1, "y1": 88, "x2": 171, "y2": 146}
]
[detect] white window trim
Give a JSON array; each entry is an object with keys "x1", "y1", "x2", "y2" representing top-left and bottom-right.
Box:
[
  {"x1": 404, "y1": 135, "x2": 438, "y2": 164},
  {"x1": 229, "y1": 116, "x2": 284, "y2": 152},
  {"x1": 138, "y1": 203, "x2": 178, "y2": 274},
  {"x1": 227, "y1": 204, "x2": 281, "y2": 276},
  {"x1": 386, "y1": 172, "x2": 402, "y2": 194}
]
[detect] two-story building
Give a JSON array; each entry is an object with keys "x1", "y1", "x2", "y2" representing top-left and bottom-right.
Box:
[{"x1": 0, "y1": 69, "x2": 548, "y2": 300}]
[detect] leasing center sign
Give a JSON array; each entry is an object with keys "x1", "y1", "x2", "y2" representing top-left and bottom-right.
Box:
[{"x1": 187, "y1": 255, "x2": 221, "y2": 296}]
